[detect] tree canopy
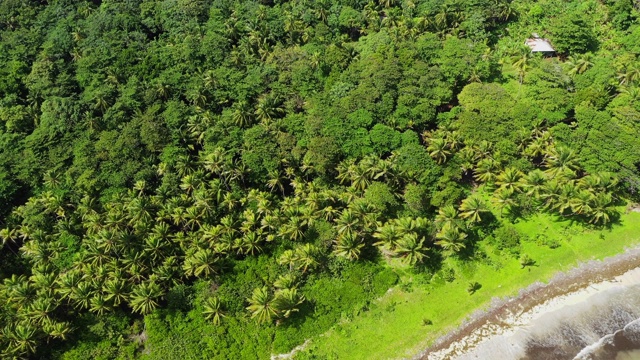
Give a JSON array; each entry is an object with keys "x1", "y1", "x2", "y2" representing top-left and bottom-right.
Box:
[{"x1": 0, "y1": 0, "x2": 638, "y2": 358}]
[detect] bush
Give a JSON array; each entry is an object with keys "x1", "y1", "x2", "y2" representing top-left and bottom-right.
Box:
[
  {"x1": 534, "y1": 234, "x2": 561, "y2": 249},
  {"x1": 443, "y1": 267, "x2": 456, "y2": 283},
  {"x1": 493, "y1": 225, "x2": 522, "y2": 257}
]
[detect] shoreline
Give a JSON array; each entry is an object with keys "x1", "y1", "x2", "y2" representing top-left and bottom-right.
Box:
[{"x1": 417, "y1": 245, "x2": 640, "y2": 359}]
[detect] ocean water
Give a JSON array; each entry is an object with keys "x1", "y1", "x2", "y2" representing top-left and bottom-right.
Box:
[{"x1": 616, "y1": 349, "x2": 640, "y2": 360}]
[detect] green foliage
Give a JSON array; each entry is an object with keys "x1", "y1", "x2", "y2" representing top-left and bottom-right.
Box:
[
  {"x1": 0, "y1": 0, "x2": 638, "y2": 358},
  {"x1": 403, "y1": 183, "x2": 430, "y2": 215},
  {"x1": 493, "y1": 225, "x2": 523, "y2": 257},
  {"x1": 608, "y1": 0, "x2": 636, "y2": 30},
  {"x1": 369, "y1": 124, "x2": 402, "y2": 155},
  {"x1": 364, "y1": 182, "x2": 400, "y2": 214},
  {"x1": 457, "y1": 83, "x2": 519, "y2": 143},
  {"x1": 548, "y1": 11, "x2": 598, "y2": 55}
]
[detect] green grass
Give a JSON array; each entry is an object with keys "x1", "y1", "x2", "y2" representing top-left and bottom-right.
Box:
[{"x1": 295, "y1": 208, "x2": 640, "y2": 359}]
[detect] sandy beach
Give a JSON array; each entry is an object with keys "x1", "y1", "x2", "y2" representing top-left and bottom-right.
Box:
[{"x1": 418, "y1": 246, "x2": 640, "y2": 360}]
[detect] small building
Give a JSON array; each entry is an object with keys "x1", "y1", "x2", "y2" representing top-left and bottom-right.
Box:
[{"x1": 525, "y1": 33, "x2": 555, "y2": 56}]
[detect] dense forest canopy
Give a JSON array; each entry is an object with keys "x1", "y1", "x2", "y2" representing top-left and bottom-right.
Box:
[{"x1": 0, "y1": 0, "x2": 639, "y2": 358}]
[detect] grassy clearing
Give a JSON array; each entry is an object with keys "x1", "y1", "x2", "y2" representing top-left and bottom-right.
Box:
[{"x1": 296, "y1": 208, "x2": 640, "y2": 359}]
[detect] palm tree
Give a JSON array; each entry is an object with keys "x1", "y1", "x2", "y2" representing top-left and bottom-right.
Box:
[
  {"x1": 395, "y1": 233, "x2": 428, "y2": 265},
  {"x1": 474, "y1": 158, "x2": 500, "y2": 184},
  {"x1": 435, "y1": 205, "x2": 462, "y2": 230},
  {"x1": 555, "y1": 182, "x2": 577, "y2": 214},
  {"x1": 56, "y1": 271, "x2": 82, "y2": 301},
  {"x1": 334, "y1": 232, "x2": 364, "y2": 261},
  {"x1": 183, "y1": 249, "x2": 218, "y2": 277},
  {"x1": 274, "y1": 288, "x2": 305, "y2": 319},
  {"x1": 570, "y1": 190, "x2": 594, "y2": 216},
  {"x1": 31, "y1": 271, "x2": 57, "y2": 294},
  {"x1": 336, "y1": 159, "x2": 355, "y2": 185},
  {"x1": 620, "y1": 86, "x2": 640, "y2": 102},
  {"x1": 378, "y1": 0, "x2": 397, "y2": 8},
  {"x1": 427, "y1": 138, "x2": 451, "y2": 164},
  {"x1": 617, "y1": 64, "x2": 640, "y2": 86},
  {"x1": 231, "y1": 100, "x2": 254, "y2": 128},
  {"x1": 143, "y1": 235, "x2": 168, "y2": 263},
  {"x1": 5, "y1": 323, "x2": 37, "y2": 356},
  {"x1": 43, "y1": 319, "x2": 71, "y2": 340},
  {"x1": 458, "y1": 146, "x2": 476, "y2": 175},
  {"x1": 544, "y1": 146, "x2": 580, "y2": 178},
  {"x1": 566, "y1": 53, "x2": 594, "y2": 76},
  {"x1": 240, "y1": 232, "x2": 263, "y2": 256},
  {"x1": 496, "y1": 168, "x2": 524, "y2": 192},
  {"x1": 349, "y1": 165, "x2": 374, "y2": 192},
  {"x1": 521, "y1": 169, "x2": 547, "y2": 199},
  {"x1": 588, "y1": 192, "x2": 616, "y2": 225},
  {"x1": 595, "y1": 172, "x2": 619, "y2": 192},
  {"x1": 89, "y1": 294, "x2": 111, "y2": 315},
  {"x1": 103, "y1": 278, "x2": 129, "y2": 306},
  {"x1": 459, "y1": 196, "x2": 489, "y2": 223},
  {"x1": 267, "y1": 170, "x2": 286, "y2": 195},
  {"x1": 393, "y1": 216, "x2": 430, "y2": 236},
  {"x1": 240, "y1": 208, "x2": 258, "y2": 234},
  {"x1": 246, "y1": 287, "x2": 278, "y2": 324},
  {"x1": 280, "y1": 216, "x2": 306, "y2": 242},
  {"x1": 496, "y1": 0, "x2": 516, "y2": 21},
  {"x1": 578, "y1": 172, "x2": 618, "y2": 193},
  {"x1": 474, "y1": 140, "x2": 494, "y2": 159},
  {"x1": 202, "y1": 147, "x2": 229, "y2": 177},
  {"x1": 203, "y1": 297, "x2": 226, "y2": 325},
  {"x1": 26, "y1": 296, "x2": 55, "y2": 325},
  {"x1": 202, "y1": 69, "x2": 217, "y2": 90},
  {"x1": 335, "y1": 209, "x2": 361, "y2": 236},
  {"x1": 373, "y1": 224, "x2": 401, "y2": 249},
  {"x1": 294, "y1": 243, "x2": 319, "y2": 272},
  {"x1": 180, "y1": 173, "x2": 203, "y2": 195},
  {"x1": 278, "y1": 250, "x2": 297, "y2": 271},
  {"x1": 350, "y1": 200, "x2": 379, "y2": 231},
  {"x1": 492, "y1": 187, "x2": 517, "y2": 216},
  {"x1": 435, "y1": 224, "x2": 467, "y2": 255},
  {"x1": 511, "y1": 47, "x2": 531, "y2": 84},
  {"x1": 435, "y1": 5, "x2": 451, "y2": 30},
  {"x1": 155, "y1": 82, "x2": 170, "y2": 100},
  {"x1": 254, "y1": 94, "x2": 284, "y2": 125},
  {"x1": 94, "y1": 93, "x2": 110, "y2": 113},
  {"x1": 577, "y1": 174, "x2": 601, "y2": 191},
  {"x1": 0, "y1": 227, "x2": 18, "y2": 246},
  {"x1": 129, "y1": 281, "x2": 163, "y2": 315},
  {"x1": 540, "y1": 179, "x2": 562, "y2": 210},
  {"x1": 188, "y1": 88, "x2": 207, "y2": 108},
  {"x1": 70, "y1": 281, "x2": 93, "y2": 310},
  {"x1": 274, "y1": 273, "x2": 298, "y2": 290}
]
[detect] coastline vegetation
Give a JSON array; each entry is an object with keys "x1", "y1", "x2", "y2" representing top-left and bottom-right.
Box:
[{"x1": 297, "y1": 205, "x2": 640, "y2": 359}]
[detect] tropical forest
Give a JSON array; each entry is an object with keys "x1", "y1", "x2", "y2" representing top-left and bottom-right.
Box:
[{"x1": 0, "y1": 0, "x2": 639, "y2": 359}]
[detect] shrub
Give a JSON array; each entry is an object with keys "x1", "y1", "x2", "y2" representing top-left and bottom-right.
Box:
[{"x1": 493, "y1": 225, "x2": 522, "y2": 257}]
